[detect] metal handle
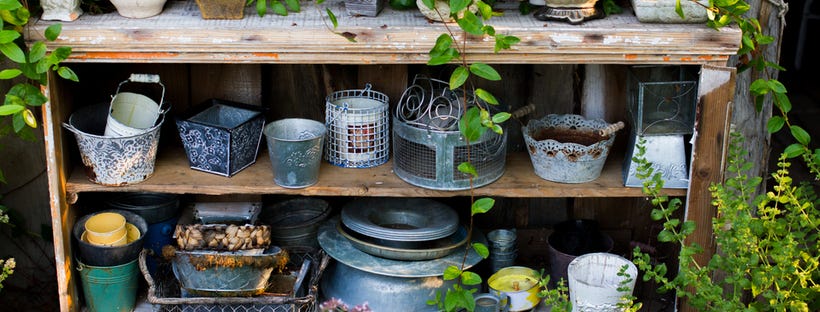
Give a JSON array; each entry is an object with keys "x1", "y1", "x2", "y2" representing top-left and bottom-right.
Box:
[
  {"x1": 129, "y1": 74, "x2": 161, "y2": 84},
  {"x1": 597, "y1": 121, "x2": 625, "y2": 137}
]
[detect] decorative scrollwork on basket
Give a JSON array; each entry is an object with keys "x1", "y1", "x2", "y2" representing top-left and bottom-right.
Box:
[{"x1": 397, "y1": 75, "x2": 475, "y2": 132}]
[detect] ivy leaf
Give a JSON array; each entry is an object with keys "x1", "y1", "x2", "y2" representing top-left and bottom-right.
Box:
[
  {"x1": 255, "y1": 0, "x2": 268, "y2": 16},
  {"x1": 422, "y1": 0, "x2": 435, "y2": 9},
  {"x1": 472, "y1": 197, "x2": 494, "y2": 215},
  {"x1": 458, "y1": 161, "x2": 478, "y2": 177},
  {"x1": 326, "y1": 9, "x2": 338, "y2": 28},
  {"x1": 9, "y1": 84, "x2": 47, "y2": 107},
  {"x1": 469, "y1": 63, "x2": 501, "y2": 81},
  {"x1": 749, "y1": 78, "x2": 769, "y2": 96},
  {"x1": 783, "y1": 143, "x2": 804, "y2": 158},
  {"x1": 0, "y1": 69, "x2": 21, "y2": 79},
  {"x1": 284, "y1": 0, "x2": 300, "y2": 12},
  {"x1": 449, "y1": 0, "x2": 470, "y2": 14},
  {"x1": 0, "y1": 0, "x2": 22, "y2": 11},
  {"x1": 431, "y1": 34, "x2": 453, "y2": 54},
  {"x1": 443, "y1": 265, "x2": 462, "y2": 280},
  {"x1": 766, "y1": 116, "x2": 785, "y2": 133},
  {"x1": 22, "y1": 109, "x2": 36, "y2": 128},
  {"x1": 461, "y1": 271, "x2": 482, "y2": 285},
  {"x1": 477, "y1": 1, "x2": 492, "y2": 19},
  {"x1": 271, "y1": 1, "x2": 288, "y2": 16},
  {"x1": 790, "y1": 125, "x2": 811, "y2": 146},
  {"x1": 45, "y1": 24, "x2": 63, "y2": 41},
  {"x1": 456, "y1": 11, "x2": 484, "y2": 35},
  {"x1": 773, "y1": 92, "x2": 791, "y2": 113},
  {"x1": 12, "y1": 112, "x2": 25, "y2": 133},
  {"x1": 657, "y1": 229, "x2": 675, "y2": 242},
  {"x1": 767, "y1": 79, "x2": 786, "y2": 94},
  {"x1": 0, "y1": 30, "x2": 20, "y2": 44},
  {"x1": 57, "y1": 66, "x2": 79, "y2": 82},
  {"x1": 472, "y1": 242, "x2": 489, "y2": 258},
  {"x1": 675, "y1": 0, "x2": 684, "y2": 19},
  {"x1": 0, "y1": 42, "x2": 25, "y2": 63},
  {"x1": 459, "y1": 106, "x2": 485, "y2": 142},
  {"x1": 428, "y1": 54, "x2": 455, "y2": 66},
  {"x1": 450, "y1": 66, "x2": 469, "y2": 90},
  {"x1": 680, "y1": 220, "x2": 696, "y2": 236},
  {"x1": 475, "y1": 88, "x2": 498, "y2": 105},
  {"x1": 0, "y1": 104, "x2": 24, "y2": 116},
  {"x1": 28, "y1": 42, "x2": 46, "y2": 63},
  {"x1": 492, "y1": 112, "x2": 511, "y2": 124},
  {"x1": 650, "y1": 208, "x2": 665, "y2": 221}
]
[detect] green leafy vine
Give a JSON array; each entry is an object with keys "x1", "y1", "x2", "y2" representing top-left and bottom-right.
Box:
[{"x1": 419, "y1": 0, "x2": 518, "y2": 310}]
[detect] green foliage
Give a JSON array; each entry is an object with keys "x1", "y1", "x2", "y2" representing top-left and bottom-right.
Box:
[
  {"x1": 535, "y1": 271, "x2": 571, "y2": 312},
  {"x1": 0, "y1": 205, "x2": 13, "y2": 291},
  {"x1": 423, "y1": 3, "x2": 518, "y2": 309},
  {"x1": 248, "y1": 0, "x2": 300, "y2": 17},
  {"x1": 681, "y1": 0, "x2": 820, "y2": 176},
  {"x1": 633, "y1": 133, "x2": 820, "y2": 310}
]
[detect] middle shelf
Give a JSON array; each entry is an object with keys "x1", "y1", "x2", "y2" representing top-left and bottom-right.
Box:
[{"x1": 66, "y1": 148, "x2": 685, "y2": 198}]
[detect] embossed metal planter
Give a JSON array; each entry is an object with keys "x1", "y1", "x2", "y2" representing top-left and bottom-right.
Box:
[
  {"x1": 264, "y1": 118, "x2": 326, "y2": 188},
  {"x1": 176, "y1": 99, "x2": 265, "y2": 177},
  {"x1": 523, "y1": 114, "x2": 618, "y2": 184},
  {"x1": 63, "y1": 104, "x2": 163, "y2": 186}
]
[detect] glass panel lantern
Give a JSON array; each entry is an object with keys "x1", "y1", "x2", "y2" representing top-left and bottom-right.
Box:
[{"x1": 624, "y1": 65, "x2": 699, "y2": 189}]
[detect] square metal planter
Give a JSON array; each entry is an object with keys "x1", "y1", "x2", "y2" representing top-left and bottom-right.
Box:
[{"x1": 176, "y1": 99, "x2": 265, "y2": 177}]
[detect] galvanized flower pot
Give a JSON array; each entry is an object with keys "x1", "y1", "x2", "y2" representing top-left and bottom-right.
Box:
[{"x1": 176, "y1": 99, "x2": 265, "y2": 177}]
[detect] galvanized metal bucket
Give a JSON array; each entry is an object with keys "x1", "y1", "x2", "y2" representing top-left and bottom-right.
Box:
[
  {"x1": 105, "y1": 74, "x2": 168, "y2": 137},
  {"x1": 567, "y1": 253, "x2": 637, "y2": 312},
  {"x1": 523, "y1": 114, "x2": 620, "y2": 183},
  {"x1": 264, "y1": 118, "x2": 326, "y2": 188},
  {"x1": 63, "y1": 103, "x2": 163, "y2": 186}
]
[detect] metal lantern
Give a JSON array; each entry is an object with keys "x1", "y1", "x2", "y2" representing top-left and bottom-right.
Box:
[
  {"x1": 325, "y1": 84, "x2": 390, "y2": 168},
  {"x1": 623, "y1": 65, "x2": 698, "y2": 189}
]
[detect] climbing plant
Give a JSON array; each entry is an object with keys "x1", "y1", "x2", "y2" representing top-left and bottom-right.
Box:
[{"x1": 419, "y1": 1, "x2": 519, "y2": 311}]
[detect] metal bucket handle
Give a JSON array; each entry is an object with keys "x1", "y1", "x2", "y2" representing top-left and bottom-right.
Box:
[
  {"x1": 326, "y1": 83, "x2": 380, "y2": 123},
  {"x1": 114, "y1": 73, "x2": 169, "y2": 115}
]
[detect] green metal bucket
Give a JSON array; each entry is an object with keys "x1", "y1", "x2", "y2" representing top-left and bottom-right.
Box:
[{"x1": 77, "y1": 258, "x2": 139, "y2": 312}]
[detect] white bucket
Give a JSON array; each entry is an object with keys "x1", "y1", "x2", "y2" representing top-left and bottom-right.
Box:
[
  {"x1": 567, "y1": 253, "x2": 637, "y2": 312},
  {"x1": 104, "y1": 74, "x2": 166, "y2": 137}
]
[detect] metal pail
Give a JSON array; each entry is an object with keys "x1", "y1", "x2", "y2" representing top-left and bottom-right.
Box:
[
  {"x1": 104, "y1": 74, "x2": 167, "y2": 137},
  {"x1": 264, "y1": 118, "x2": 326, "y2": 188},
  {"x1": 77, "y1": 258, "x2": 139, "y2": 312},
  {"x1": 63, "y1": 103, "x2": 163, "y2": 186}
]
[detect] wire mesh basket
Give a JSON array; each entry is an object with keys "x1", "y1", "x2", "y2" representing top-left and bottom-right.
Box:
[
  {"x1": 324, "y1": 84, "x2": 390, "y2": 168},
  {"x1": 139, "y1": 247, "x2": 329, "y2": 312},
  {"x1": 392, "y1": 76, "x2": 507, "y2": 190}
]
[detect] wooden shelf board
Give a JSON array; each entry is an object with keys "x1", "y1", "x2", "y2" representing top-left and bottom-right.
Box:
[
  {"x1": 65, "y1": 149, "x2": 687, "y2": 198},
  {"x1": 27, "y1": 1, "x2": 740, "y2": 65}
]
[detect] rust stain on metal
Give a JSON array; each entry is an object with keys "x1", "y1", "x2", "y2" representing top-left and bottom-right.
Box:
[
  {"x1": 698, "y1": 55, "x2": 713, "y2": 61},
  {"x1": 624, "y1": 54, "x2": 637, "y2": 60},
  {"x1": 663, "y1": 56, "x2": 671, "y2": 62},
  {"x1": 680, "y1": 57, "x2": 693, "y2": 62}
]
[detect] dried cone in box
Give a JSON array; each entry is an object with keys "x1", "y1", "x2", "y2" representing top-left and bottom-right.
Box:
[{"x1": 174, "y1": 224, "x2": 271, "y2": 251}]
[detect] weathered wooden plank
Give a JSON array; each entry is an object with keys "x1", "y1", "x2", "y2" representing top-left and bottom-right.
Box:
[
  {"x1": 64, "y1": 148, "x2": 687, "y2": 198},
  {"x1": 26, "y1": 1, "x2": 741, "y2": 65},
  {"x1": 190, "y1": 64, "x2": 262, "y2": 105},
  {"x1": 685, "y1": 65, "x2": 735, "y2": 273}
]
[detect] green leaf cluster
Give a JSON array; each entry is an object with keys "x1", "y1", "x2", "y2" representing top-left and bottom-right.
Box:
[
  {"x1": 248, "y1": 0, "x2": 301, "y2": 17},
  {"x1": 633, "y1": 133, "x2": 820, "y2": 311}
]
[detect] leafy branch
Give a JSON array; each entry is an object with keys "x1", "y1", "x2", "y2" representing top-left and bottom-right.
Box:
[
  {"x1": 633, "y1": 132, "x2": 820, "y2": 310},
  {"x1": 420, "y1": 0, "x2": 518, "y2": 310},
  {"x1": 678, "y1": 0, "x2": 820, "y2": 179}
]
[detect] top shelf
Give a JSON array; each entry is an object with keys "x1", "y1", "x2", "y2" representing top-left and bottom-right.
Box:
[{"x1": 26, "y1": 1, "x2": 741, "y2": 65}]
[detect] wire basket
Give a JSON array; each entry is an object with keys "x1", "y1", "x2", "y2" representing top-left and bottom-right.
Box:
[
  {"x1": 392, "y1": 76, "x2": 507, "y2": 190},
  {"x1": 139, "y1": 248, "x2": 329, "y2": 312},
  {"x1": 324, "y1": 84, "x2": 390, "y2": 168}
]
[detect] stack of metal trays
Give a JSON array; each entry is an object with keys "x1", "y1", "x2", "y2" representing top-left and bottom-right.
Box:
[{"x1": 339, "y1": 198, "x2": 465, "y2": 260}]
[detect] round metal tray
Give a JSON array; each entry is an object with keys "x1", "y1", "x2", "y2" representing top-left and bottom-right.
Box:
[
  {"x1": 318, "y1": 219, "x2": 485, "y2": 278},
  {"x1": 340, "y1": 198, "x2": 459, "y2": 242},
  {"x1": 337, "y1": 222, "x2": 468, "y2": 261}
]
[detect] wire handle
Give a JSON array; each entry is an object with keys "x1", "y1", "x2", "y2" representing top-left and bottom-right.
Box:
[{"x1": 511, "y1": 103, "x2": 536, "y2": 119}]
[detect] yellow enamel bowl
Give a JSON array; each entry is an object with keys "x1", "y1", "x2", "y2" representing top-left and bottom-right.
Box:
[
  {"x1": 83, "y1": 230, "x2": 127, "y2": 247},
  {"x1": 125, "y1": 222, "x2": 141, "y2": 243},
  {"x1": 488, "y1": 266, "x2": 542, "y2": 312},
  {"x1": 84, "y1": 212, "x2": 127, "y2": 244}
]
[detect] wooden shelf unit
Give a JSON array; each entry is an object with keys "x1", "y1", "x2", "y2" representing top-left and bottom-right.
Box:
[{"x1": 28, "y1": 2, "x2": 741, "y2": 311}]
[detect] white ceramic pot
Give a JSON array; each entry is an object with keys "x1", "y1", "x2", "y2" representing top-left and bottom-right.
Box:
[
  {"x1": 567, "y1": 253, "x2": 638, "y2": 312},
  {"x1": 110, "y1": 0, "x2": 167, "y2": 18},
  {"x1": 40, "y1": 0, "x2": 82, "y2": 21}
]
